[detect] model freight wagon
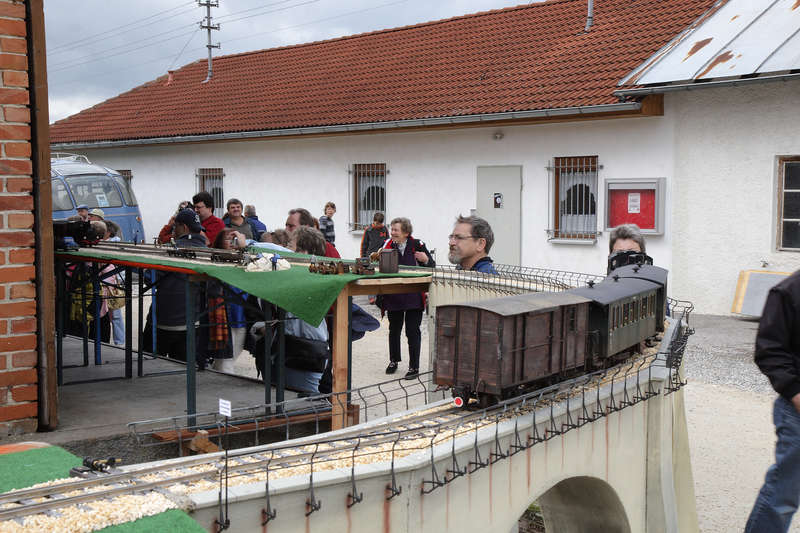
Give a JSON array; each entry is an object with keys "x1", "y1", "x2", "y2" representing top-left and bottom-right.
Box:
[{"x1": 434, "y1": 292, "x2": 591, "y2": 407}]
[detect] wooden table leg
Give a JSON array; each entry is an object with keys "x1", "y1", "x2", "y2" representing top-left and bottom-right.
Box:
[{"x1": 331, "y1": 288, "x2": 350, "y2": 430}]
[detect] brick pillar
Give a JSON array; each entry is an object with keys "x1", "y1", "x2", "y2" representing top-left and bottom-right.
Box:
[{"x1": 0, "y1": 0, "x2": 41, "y2": 436}]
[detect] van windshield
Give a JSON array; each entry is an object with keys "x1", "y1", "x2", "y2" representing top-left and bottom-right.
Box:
[
  {"x1": 65, "y1": 174, "x2": 123, "y2": 208},
  {"x1": 51, "y1": 179, "x2": 74, "y2": 211},
  {"x1": 112, "y1": 175, "x2": 138, "y2": 206}
]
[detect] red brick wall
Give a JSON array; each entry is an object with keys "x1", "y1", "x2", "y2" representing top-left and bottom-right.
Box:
[{"x1": 0, "y1": 0, "x2": 37, "y2": 435}]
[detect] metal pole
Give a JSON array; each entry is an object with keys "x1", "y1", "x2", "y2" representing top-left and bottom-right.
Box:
[
  {"x1": 263, "y1": 303, "x2": 272, "y2": 411},
  {"x1": 199, "y1": 0, "x2": 220, "y2": 83},
  {"x1": 137, "y1": 268, "x2": 144, "y2": 377},
  {"x1": 81, "y1": 264, "x2": 88, "y2": 366},
  {"x1": 124, "y1": 266, "x2": 132, "y2": 379},
  {"x1": 56, "y1": 260, "x2": 64, "y2": 386},
  {"x1": 92, "y1": 264, "x2": 102, "y2": 366},
  {"x1": 150, "y1": 269, "x2": 157, "y2": 356},
  {"x1": 186, "y1": 278, "x2": 197, "y2": 420},
  {"x1": 347, "y1": 296, "x2": 353, "y2": 399},
  {"x1": 276, "y1": 308, "x2": 285, "y2": 411}
]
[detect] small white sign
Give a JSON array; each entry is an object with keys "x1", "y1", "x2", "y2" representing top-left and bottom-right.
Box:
[
  {"x1": 627, "y1": 192, "x2": 641, "y2": 214},
  {"x1": 96, "y1": 193, "x2": 109, "y2": 207},
  {"x1": 218, "y1": 398, "x2": 231, "y2": 417}
]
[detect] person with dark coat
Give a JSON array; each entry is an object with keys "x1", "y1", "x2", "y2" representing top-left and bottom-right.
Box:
[
  {"x1": 244, "y1": 204, "x2": 268, "y2": 235},
  {"x1": 379, "y1": 217, "x2": 434, "y2": 379},
  {"x1": 360, "y1": 212, "x2": 389, "y2": 257},
  {"x1": 143, "y1": 209, "x2": 209, "y2": 366},
  {"x1": 746, "y1": 269, "x2": 800, "y2": 532}
]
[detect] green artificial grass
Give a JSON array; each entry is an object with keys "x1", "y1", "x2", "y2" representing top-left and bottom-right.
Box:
[
  {"x1": 0, "y1": 446, "x2": 82, "y2": 493},
  {"x1": 98, "y1": 509, "x2": 206, "y2": 533},
  {"x1": 0, "y1": 447, "x2": 204, "y2": 532}
]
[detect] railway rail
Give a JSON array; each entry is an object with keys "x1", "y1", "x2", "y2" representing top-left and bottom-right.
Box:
[{"x1": 0, "y1": 352, "x2": 673, "y2": 528}]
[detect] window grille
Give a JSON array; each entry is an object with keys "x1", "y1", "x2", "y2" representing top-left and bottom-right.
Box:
[
  {"x1": 350, "y1": 163, "x2": 386, "y2": 230},
  {"x1": 196, "y1": 167, "x2": 225, "y2": 218},
  {"x1": 116, "y1": 169, "x2": 133, "y2": 182},
  {"x1": 778, "y1": 157, "x2": 800, "y2": 250},
  {"x1": 547, "y1": 156, "x2": 599, "y2": 240}
]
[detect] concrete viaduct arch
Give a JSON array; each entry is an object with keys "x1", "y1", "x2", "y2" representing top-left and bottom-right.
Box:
[{"x1": 180, "y1": 320, "x2": 698, "y2": 533}]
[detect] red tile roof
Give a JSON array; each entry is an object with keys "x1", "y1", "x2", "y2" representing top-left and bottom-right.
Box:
[{"x1": 50, "y1": 0, "x2": 718, "y2": 144}]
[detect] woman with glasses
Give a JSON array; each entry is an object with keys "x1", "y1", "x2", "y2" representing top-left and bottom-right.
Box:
[{"x1": 378, "y1": 217, "x2": 435, "y2": 379}]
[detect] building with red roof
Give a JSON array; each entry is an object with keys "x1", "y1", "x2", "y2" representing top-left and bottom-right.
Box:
[{"x1": 49, "y1": 0, "x2": 800, "y2": 314}]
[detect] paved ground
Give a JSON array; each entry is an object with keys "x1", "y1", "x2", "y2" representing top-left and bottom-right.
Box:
[{"x1": 682, "y1": 314, "x2": 800, "y2": 533}]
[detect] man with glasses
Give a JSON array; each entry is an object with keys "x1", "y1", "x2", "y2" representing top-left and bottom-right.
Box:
[
  {"x1": 192, "y1": 191, "x2": 225, "y2": 246},
  {"x1": 447, "y1": 215, "x2": 498, "y2": 274}
]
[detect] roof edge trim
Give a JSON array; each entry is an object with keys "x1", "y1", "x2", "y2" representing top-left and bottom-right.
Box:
[
  {"x1": 614, "y1": 72, "x2": 800, "y2": 98},
  {"x1": 51, "y1": 102, "x2": 642, "y2": 150}
]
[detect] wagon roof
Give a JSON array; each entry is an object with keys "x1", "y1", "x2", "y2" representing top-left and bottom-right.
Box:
[
  {"x1": 569, "y1": 277, "x2": 660, "y2": 305},
  {"x1": 607, "y1": 264, "x2": 668, "y2": 287},
  {"x1": 438, "y1": 291, "x2": 591, "y2": 317}
]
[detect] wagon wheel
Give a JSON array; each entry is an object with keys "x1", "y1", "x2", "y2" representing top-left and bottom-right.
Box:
[{"x1": 477, "y1": 392, "x2": 497, "y2": 409}]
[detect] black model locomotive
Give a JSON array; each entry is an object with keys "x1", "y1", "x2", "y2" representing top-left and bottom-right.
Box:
[{"x1": 434, "y1": 263, "x2": 668, "y2": 407}]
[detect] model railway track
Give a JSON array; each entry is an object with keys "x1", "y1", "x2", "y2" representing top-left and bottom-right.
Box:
[{"x1": 0, "y1": 375, "x2": 603, "y2": 524}]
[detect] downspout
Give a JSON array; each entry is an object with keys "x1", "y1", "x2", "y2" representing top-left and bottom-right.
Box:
[{"x1": 585, "y1": 0, "x2": 594, "y2": 32}]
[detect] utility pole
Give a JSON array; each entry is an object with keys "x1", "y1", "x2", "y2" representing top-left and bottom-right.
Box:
[{"x1": 198, "y1": 0, "x2": 220, "y2": 83}]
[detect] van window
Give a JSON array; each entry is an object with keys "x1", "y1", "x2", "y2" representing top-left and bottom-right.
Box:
[
  {"x1": 66, "y1": 175, "x2": 123, "y2": 208},
  {"x1": 112, "y1": 175, "x2": 138, "y2": 206},
  {"x1": 51, "y1": 179, "x2": 73, "y2": 211}
]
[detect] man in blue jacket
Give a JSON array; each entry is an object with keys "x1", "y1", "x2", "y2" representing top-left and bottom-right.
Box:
[{"x1": 447, "y1": 215, "x2": 498, "y2": 274}]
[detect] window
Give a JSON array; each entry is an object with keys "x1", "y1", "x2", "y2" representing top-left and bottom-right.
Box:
[
  {"x1": 778, "y1": 158, "x2": 800, "y2": 250},
  {"x1": 351, "y1": 163, "x2": 386, "y2": 230},
  {"x1": 116, "y1": 169, "x2": 132, "y2": 182},
  {"x1": 548, "y1": 156, "x2": 599, "y2": 240},
  {"x1": 196, "y1": 168, "x2": 225, "y2": 218},
  {"x1": 65, "y1": 174, "x2": 123, "y2": 208},
  {"x1": 112, "y1": 175, "x2": 138, "y2": 206},
  {"x1": 51, "y1": 179, "x2": 73, "y2": 211}
]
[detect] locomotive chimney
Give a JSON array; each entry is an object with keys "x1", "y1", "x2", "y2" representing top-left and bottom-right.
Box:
[{"x1": 585, "y1": 0, "x2": 594, "y2": 32}]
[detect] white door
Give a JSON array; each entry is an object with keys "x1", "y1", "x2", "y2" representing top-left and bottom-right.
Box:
[{"x1": 476, "y1": 166, "x2": 521, "y2": 266}]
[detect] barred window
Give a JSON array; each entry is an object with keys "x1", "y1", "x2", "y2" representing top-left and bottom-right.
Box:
[
  {"x1": 351, "y1": 163, "x2": 386, "y2": 230},
  {"x1": 196, "y1": 167, "x2": 225, "y2": 218},
  {"x1": 116, "y1": 169, "x2": 132, "y2": 182},
  {"x1": 778, "y1": 157, "x2": 800, "y2": 250},
  {"x1": 548, "y1": 156, "x2": 599, "y2": 241}
]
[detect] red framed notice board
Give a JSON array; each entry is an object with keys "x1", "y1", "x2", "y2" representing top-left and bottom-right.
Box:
[{"x1": 605, "y1": 178, "x2": 665, "y2": 235}]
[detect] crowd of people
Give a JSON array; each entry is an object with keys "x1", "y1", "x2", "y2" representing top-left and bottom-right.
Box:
[{"x1": 83, "y1": 191, "x2": 654, "y2": 397}]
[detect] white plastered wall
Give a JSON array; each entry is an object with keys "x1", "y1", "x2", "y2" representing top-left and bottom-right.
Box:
[
  {"x1": 77, "y1": 113, "x2": 675, "y2": 285},
  {"x1": 670, "y1": 79, "x2": 800, "y2": 315}
]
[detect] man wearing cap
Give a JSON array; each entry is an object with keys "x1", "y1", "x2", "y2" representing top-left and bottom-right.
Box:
[
  {"x1": 76, "y1": 204, "x2": 89, "y2": 221},
  {"x1": 88, "y1": 208, "x2": 105, "y2": 221},
  {"x1": 145, "y1": 208, "x2": 209, "y2": 365}
]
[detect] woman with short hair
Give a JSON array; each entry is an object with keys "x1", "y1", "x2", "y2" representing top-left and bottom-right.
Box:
[{"x1": 379, "y1": 217, "x2": 435, "y2": 379}]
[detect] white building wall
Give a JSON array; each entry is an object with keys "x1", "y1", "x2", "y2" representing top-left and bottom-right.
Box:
[
  {"x1": 670, "y1": 80, "x2": 800, "y2": 315},
  {"x1": 78, "y1": 114, "x2": 674, "y2": 281}
]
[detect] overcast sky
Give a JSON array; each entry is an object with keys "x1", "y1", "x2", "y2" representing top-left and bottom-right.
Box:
[{"x1": 43, "y1": 0, "x2": 534, "y2": 123}]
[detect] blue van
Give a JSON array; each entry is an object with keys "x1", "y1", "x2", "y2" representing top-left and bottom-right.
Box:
[{"x1": 51, "y1": 154, "x2": 145, "y2": 242}]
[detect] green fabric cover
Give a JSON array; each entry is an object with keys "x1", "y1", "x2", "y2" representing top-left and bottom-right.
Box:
[
  {"x1": 0, "y1": 447, "x2": 203, "y2": 532},
  {"x1": 0, "y1": 446, "x2": 82, "y2": 493},
  {"x1": 60, "y1": 249, "x2": 429, "y2": 324}
]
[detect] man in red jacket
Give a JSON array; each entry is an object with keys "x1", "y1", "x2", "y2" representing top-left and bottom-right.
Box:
[
  {"x1": 285, "y1": 207, "x2": 340, "y2": 258},
  {"x1": 193, "y1": 191, "x2": 225, "y2": 246}
]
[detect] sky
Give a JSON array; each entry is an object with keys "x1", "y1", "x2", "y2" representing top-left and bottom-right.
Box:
[{"x1": 43, "y1": 0, "x2": 535, "y2": 123}]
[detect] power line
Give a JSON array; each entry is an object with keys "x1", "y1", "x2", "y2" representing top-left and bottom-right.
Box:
[
  {"x1": 48, "y1": 1, "x2": 197, "y2": 55},
  {"x1": 49, "y1": 0, "x2": 414, "y2": 86},
  {"x1": 47, "y1": 0, "x2": 320, "y2": 72}
]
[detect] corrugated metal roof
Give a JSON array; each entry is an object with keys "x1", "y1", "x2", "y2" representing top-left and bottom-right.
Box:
[{"x1": 620, "y1": 0, "x2": 800, "y2": 86}]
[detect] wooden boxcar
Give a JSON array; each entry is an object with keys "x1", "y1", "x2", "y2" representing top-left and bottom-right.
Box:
[{"x1": 434, "y1": 292, "x2": 591, "y2": 402}]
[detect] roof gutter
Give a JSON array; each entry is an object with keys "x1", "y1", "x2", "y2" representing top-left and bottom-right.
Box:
[
  {"x1": 614, "y1": 72, "x2": 800, "y2": 99},
  {"x1": 51, "y1": 101, "x2": 642, "y2": 150}
]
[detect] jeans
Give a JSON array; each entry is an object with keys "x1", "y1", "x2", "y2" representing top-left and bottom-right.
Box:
[
  {"x1": 746, "y1": 396, "x2": 800, "y2": 533},
  {"x1": 110, "y1": 308, "x2": 124, "y2": 345},
  {"x1": 387, "y1": 309, "x2": 423, "y2": 370}
]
